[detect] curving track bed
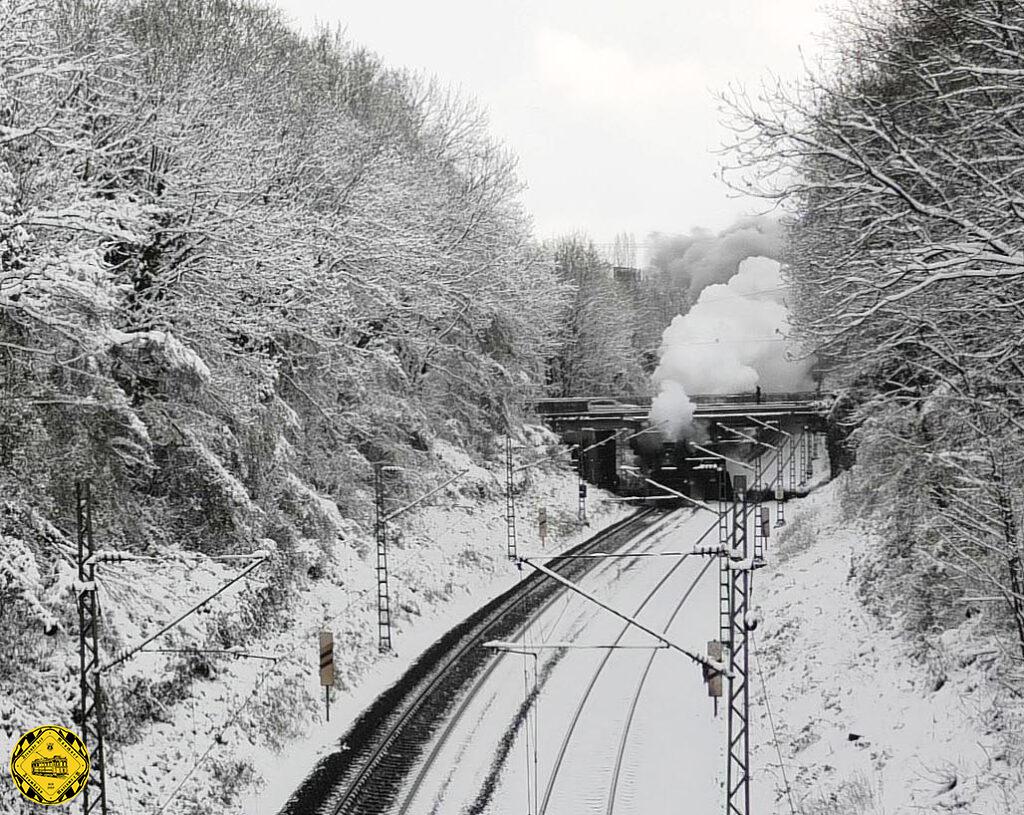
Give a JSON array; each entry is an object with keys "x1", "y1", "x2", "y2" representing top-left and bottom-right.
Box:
[
  {"x1": 276, "y1": 507, "x2": 693, "y2": 815},
  {"x1": 399, "y1": 509, "x2": 724, "y2": 815}
]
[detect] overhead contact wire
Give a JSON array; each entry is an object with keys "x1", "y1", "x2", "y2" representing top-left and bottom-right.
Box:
[
  {"x1": 538, "y1": 515, "x2": 720, "y2": 814},
  {"x1": 752, "y1": 632, "x2": 798, "y2": 815}
]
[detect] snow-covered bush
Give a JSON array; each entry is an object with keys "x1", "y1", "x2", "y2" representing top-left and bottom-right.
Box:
[
  {"x1": 774, "y1": 512, "x2": 817, "y2": 561},
  {"x1": 798, "y1": 773, "x2": 884, "y2": 815}
]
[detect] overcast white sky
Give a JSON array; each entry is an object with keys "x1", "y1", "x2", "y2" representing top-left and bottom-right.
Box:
[{"x1": 269, "y1": 1, "x2": 833, "y2": 247}]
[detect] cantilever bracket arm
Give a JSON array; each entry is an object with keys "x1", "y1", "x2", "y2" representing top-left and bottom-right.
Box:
[
  {"x1": 744, "y1": 414, "x2": 792, "y2": 437},
  {"x1": 484, "y1": 640, "x2": 669, "y2": 651},
  {"x1": 690, "y1": 443, "x2": 755, "y2": 471},
  {"x1": 643, "y1": 477, "x2": 717, "y2": 513},
  {"x1": 518, "y1": 557, "x2": 730, "y2": 677},
  {"x1": 718, "y1": 424, "x2": 778, "y2": 450}
]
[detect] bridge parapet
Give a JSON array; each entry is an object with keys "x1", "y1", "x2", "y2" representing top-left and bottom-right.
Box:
[{"x1": 535, "y1": 392, "x2": 832, "y2": 423}]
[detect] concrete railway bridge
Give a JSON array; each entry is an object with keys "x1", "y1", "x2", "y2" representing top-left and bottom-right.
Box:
[{"x1": 534, "y1": 392, "x2": 833, "y2": 500}]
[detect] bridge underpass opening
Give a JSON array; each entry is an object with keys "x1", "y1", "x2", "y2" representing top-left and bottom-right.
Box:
[
  {"x1": 536, "y1": 393, "x2": 832, "y2": 501},
  {"x1": 575, "y1": 428, "x2": 620, "y2": 490}
]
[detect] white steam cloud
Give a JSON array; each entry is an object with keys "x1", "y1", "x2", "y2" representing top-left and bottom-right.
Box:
[
  {"x1": 647, "y1": 216, "x2": 782, "y2": 302},
  {"x1": 648, "y1": 380, "x2": 695, "y2": 440},
  {"x1": 649, "y1": 256, "x2": 813, "y2": 439}
]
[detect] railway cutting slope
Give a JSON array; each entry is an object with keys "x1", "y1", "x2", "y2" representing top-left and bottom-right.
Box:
[{"x1": 276, "y1": 509, "x2": 668, "y2": 815}]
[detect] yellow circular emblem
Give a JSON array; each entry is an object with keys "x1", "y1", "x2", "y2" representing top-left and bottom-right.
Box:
[{"x1": 9, "y1": 725, "x2": 90, "y2": 805}]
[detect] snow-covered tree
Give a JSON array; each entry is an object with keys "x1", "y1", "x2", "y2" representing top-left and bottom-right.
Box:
[
  {"x1": 723, "y1": 0, "x2": 1024, "y2": 666},
  {"x1": 546, "y1": 235, "x2": 646, "y2": 397},
  {"x1": 0, "y1": 0, "x2": 570, "y2": 764}
]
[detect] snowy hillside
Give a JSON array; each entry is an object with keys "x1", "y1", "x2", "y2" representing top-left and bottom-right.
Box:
[
  {"x1": 752, "y1": 477, "x2": 1024, "y2": 814},
  {"x1": 0, "y1": 427, "x2": 631, "y2": 814}
]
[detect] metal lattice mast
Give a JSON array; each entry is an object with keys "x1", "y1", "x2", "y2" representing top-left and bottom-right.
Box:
[
  {"x1": 794, "y1": 430, "x2": 802, "y2": 487},
  {"x1": 775, "y1": 434, "x2": 786, "y2": 527},
  {"x1": 75, "y1": 482, "x2": 108, "y2": 815},
  {"x1": 717, "y1": 464, "x2": 731, "y2": 646},
  {"x1": 374, "y1": 465, "x2": 392, "y2": 653},
  {"x1": 752, "y1": 456, "x2": 764, "y2": 563},
  {"x1": 726, "y1": 476, "x2": 751, "y2": 815},
  {"x1": 804, "y1": 427, "x2": 814, "y2": 480},
  {"x1": 787, "y1": 431, "x2": 797, "y2": 491},
  {"x1": 505, "y1": 436, "x2": 518, "y2": 560}
]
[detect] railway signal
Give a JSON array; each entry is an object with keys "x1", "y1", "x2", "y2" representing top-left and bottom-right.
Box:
[
  {"x1": 538, "y1": 507, "x2": 548, "y2": 546},
  {"x1": 706, "y1": 640, "x2": 724, "y2": 714}
]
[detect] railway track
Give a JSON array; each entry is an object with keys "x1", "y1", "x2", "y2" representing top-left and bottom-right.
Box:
[
  {"x1": 537, "y1": 517, "x2": 718, "y2": 815},
  {"x1": 276, "y1": 507, "x2": 673, "y2": 815},
  {"x1": 534, "y1": 439, "x2": 806, "y2": 814},
  {"x1": 279, "y1": 436, "x2": 816, "y2": 815},
  {"x1": 604, "y1": 552, "x2": 716, "y2": 815},
  {"x1": 392, "y1": 513, "x2": 682, "y2": 815}
]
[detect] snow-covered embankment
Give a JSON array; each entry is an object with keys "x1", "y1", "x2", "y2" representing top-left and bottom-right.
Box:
[
  {"x1": 751, "y1": 478, "x2": 1024, "y2": 814},
  {"x1": 101, "y1": 427, "x2": 632, "y2": 815}
]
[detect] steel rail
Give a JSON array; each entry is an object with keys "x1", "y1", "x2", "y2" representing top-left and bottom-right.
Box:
[
  {"x1": 304, "y1": 430, "x2": 819, "y2": 815},
  {"x1": 599, "y1": 433, "x2": 806, "y2": 815},
  {"x1": 606, "y1": 556, "x2": 716, "y2": 815},
  {"x1": 391, "y1": 508, "x2": 687, "y2": 815},
  {"x1": 318, "y1": 508, "x2": 662, "y2": 815},
  {"x1": 537, "y1": 516, "x2": 720, "y2": 815}
]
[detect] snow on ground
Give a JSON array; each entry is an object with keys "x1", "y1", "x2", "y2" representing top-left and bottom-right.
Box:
[
  {"x1": 1, "y1": 428, "x2": 633, "y2": 815},
  {"x1": 375, "y1": 507, "x2": 723, "y2": 815},
  {"x1": 127, "y1": 430, "x2": 635, "y2": 815},
  {"x1": 751, "y1": 477, "x2": 1024, "y2": 815},
  {"x1": 12, "y1": 439, "x2": 1022, "y2": 815}
]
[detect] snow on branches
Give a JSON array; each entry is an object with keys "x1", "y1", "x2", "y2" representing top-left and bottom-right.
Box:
[
  {"x1": 0, "y1": 0, "x2": 568, "y2": 702},
  {"x1": 723, "y1": 0, "x2": 1024, "y2": 670}
]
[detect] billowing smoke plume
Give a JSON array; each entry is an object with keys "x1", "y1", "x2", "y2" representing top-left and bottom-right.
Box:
[
  {"x1": 649, "y1": 255, "x2": 814, "y2": 438},
  {"x1": 648, "y1": 380, "x2": 695, "y2": 439},
  {"x1": 647, "y1": 215, "x2": 782, "y2": 303}
]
